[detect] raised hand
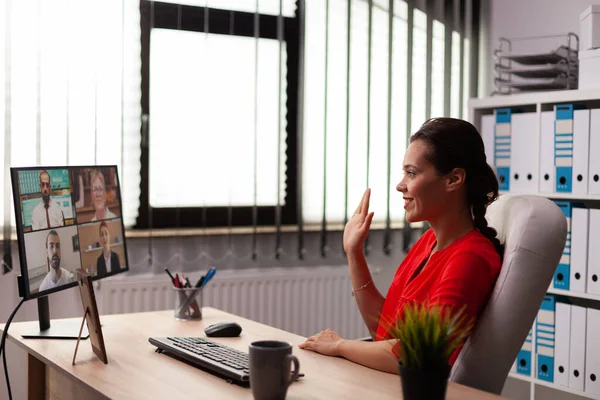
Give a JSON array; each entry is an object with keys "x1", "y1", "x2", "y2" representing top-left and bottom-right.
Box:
[{"x1": 343, "y1": 188, "x2": 374, "y2": 256}]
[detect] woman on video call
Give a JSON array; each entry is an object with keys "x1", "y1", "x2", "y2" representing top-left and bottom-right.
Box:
[
  {"x1": 299, "y1": 118, "x2": 503, "y2": 374},
  {"x1": 90, "y1": 169, "x2": 117, "y2": 221},
  {"x1": 96, "y1": 221, "x2": 121, "y2": 276}
]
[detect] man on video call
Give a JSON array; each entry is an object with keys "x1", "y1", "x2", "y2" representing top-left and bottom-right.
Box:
[
  {"x1": 31, "y1": 170, "x2": 65, "y2": 230},
  {"x1": 39, "y1": 230, "x2": 74, "y2": 291}
]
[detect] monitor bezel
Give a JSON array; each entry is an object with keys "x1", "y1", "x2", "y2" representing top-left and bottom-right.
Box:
[{"x1": 11, "y1": 165, "x2": 130, "y2": 300}]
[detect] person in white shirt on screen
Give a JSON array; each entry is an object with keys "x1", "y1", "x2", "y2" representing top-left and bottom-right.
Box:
[
  {"x1": 38, "y1": 230, "x2": 74, "y2": 291},
  {"x1": 90, "y1": 170, "x2": 117, "y2": 221},
  {"x1": 96, "y1": 221, "x2": 120, "y2": 276},
  {"x1": 31, "y1": 170, "x2": 65, "y2": 230}
]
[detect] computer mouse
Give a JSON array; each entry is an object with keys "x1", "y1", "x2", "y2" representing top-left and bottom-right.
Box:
[{"x1": 204, "y1": 321, "x2": 242, "y2": 338}]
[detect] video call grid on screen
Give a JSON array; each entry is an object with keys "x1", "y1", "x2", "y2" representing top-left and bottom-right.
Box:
[{"x1": 11, "y1": 166, "x2": 129, "y2": 300}]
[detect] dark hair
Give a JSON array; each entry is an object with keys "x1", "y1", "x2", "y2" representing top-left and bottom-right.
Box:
[
  {"x1": 409, "y1": 117, "x2": 503, "y2": 256},
  {"x1": 46, "y1": 230, "x2": 59, "y2": 248}
]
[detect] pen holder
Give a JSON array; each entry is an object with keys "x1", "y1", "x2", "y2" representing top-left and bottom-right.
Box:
[{"x1": 173, "y1": 287, "x2": 203, "y2": 320}]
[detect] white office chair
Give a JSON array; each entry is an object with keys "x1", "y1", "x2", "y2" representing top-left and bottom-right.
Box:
[{"x1": 449, "y1": 194, "x2": 567, "y2": 394}]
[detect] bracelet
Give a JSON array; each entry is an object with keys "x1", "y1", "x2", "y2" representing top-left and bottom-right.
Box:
[{"x1": 351, "y1": 279, "x2": 373, "y2": 297}]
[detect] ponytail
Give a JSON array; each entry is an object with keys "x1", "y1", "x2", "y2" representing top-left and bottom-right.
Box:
[
  {"x1": 467, "y1": 162, "x2": 503, "y2": 257},
  {"x1": 472, "y1": 196, "x2": 503, "y2": 257}
]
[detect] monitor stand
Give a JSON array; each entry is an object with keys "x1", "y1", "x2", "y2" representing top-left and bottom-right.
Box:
[{"x1": 21, "y1": 297, "x2": 89, "y2": 340}]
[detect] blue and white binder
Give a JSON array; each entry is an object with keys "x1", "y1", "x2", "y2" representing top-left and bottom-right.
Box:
[
  {"x1": 554, "y1": 201, "x2": 572, "y2": 290},
  {"x1": 554, "y1": 104, "x2": 589, "y2": 194},
  {"x1": 555, "y1": 104, "x2": 574, "y2": 193},
  {"x1": 494, "y1": 108, "x2": 511, "y2": 191},
  {"x1": 536, "y1": 295, "x2": 556, "y2": 382},
  {"x1": 517, "y1": 327, "x2": 533, "y2": 376}
]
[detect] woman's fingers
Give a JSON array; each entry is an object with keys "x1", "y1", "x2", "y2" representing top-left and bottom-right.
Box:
[
  {"x1": 354, "y1": 188, "x2": 371, "y2": 216},
  {"x1": 353, "y1": 194, "x2": 364, "y2": 216},
  {"x1": 363, "y1": 211, "x2": 374, "y2": 231},
  {"x1": 361, "y1": 188, "x2": 371, "y2": 215}
]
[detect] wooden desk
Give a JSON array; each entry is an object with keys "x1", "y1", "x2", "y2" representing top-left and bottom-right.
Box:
[{"x1": 1, "y1": 307, "x2": 504, "y2": 399}]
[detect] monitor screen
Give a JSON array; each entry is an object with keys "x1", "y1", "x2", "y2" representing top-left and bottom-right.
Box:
[{"x1": 11, "y1": 166, "x2": 129, "y2": 299}]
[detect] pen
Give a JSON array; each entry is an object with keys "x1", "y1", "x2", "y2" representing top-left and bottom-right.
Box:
[
  {"x1": 194, "y1": 274, "x2": 206, "y2": 288},
  {"x1": 165, "y1": 268, "x2": 178, "y2": 287},
  {"x1": 174, "y1": 273, "x2": 181, "y2": 288},
  {"x1": 200, "y1": 267, "x2": 217, "y2": 287},
  {"x1": 185, "y1": 277, "x2": 192, "y2": 288}
]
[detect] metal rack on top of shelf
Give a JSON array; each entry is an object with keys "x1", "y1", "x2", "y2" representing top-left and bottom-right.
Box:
[{"x1": 493, "y1": 32, "x2": 579, "y2": 96}]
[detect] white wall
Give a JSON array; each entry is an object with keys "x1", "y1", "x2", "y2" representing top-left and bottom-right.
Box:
[{"x1": 486, "y1": 0, "x2": 600, "y2": 95}]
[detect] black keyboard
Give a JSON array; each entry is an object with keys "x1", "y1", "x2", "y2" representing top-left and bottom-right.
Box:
[{"x1": 149, "y1": 337, "x2": 251, "y2": 384}]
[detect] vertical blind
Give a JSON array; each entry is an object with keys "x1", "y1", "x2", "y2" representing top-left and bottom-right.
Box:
[
  {"x1": 0, "y1": 0, "x2": 141, "y2": 229},
  {"x1": 0, "y1": 0, "x2": 480, "y2": 263},
  {"x1": 302, "y1": 0, "x2": 475, "y2": 227}
]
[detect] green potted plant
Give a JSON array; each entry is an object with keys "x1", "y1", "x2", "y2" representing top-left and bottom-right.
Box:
[{"x1": 386, "y1": 302, "x2": 474, "y2": 400}]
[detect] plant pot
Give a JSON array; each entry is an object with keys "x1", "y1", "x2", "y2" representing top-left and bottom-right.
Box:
[{"x1": 397, "y1": 362, "x2": 451, "y2": 400}]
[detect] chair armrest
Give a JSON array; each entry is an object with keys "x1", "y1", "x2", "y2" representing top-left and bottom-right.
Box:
[{"x1": 356, "y1": 336, "x2": 373, "y2": 342}]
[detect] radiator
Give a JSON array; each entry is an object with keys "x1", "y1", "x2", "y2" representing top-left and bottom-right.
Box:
[{"x1": 99, "y1": 266, "x2": 370, "y2": 339}]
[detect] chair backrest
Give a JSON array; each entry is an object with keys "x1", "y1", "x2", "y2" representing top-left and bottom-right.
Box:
[{"x1": 449, "y1": 194, "x2": 567, "y2": 394}]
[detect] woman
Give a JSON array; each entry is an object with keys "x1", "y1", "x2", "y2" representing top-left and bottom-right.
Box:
[
  {"x1": 299, "y1": 118, "x2": 503, "y2": 374},
  {"x1": 96, "y1": 221, "x2": 121, "y2": 276},
  {"x1": 90, "y1": 169, "x2": 117, "y2": 221}
]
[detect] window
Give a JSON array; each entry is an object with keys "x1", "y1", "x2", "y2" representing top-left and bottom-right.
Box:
[
  {"x1": 138, "y1": 1, "x2": 300, "y2": 229},
  {"x1": 0, "y1": 0, "x2": 141, "y2": 228},
  {"x1": 301, "y1": 0, "x2": 477, "y2": 228}
]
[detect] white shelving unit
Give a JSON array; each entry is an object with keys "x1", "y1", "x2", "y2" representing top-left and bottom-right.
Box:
[
  {"x1": 470, "y1": 89, "x2": 600, "y2": 400},
  {"x1": 509, "y1": 372, "x2": 600, "y2": 400}
]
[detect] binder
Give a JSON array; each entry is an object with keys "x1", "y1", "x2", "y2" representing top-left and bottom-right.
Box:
[
  {"x1": 517, "y1": 327, "x2": 533, "y2": 376},
  {"x1": 554, "y1": 302, "x2": 571, "y2": 387},
  {"x1": 510, "y1": 112, "x2": 538, "y2": 193},
  {"x1": 587, "y1": 209, "x2": 600, "y2": 295},
  {"x1": 495, "y1": 108, "x2": 511, "y2": 191},
  {"x1": 570, "y1": 207, "x2": 589, "y2": 293},
  {"x1": 569, "y1": 305, "x2": 587, "y2": 391},
  {"x1": 481, "y1": 114, "x2": 495, "y2": 167},
  {"x1": 572, "y1": 109, "x2": 590, "y2": 195},
  {"x1": 536, "y1": 295, "x2": 555, "y2": 382},
  {"x1": 539, "y1": 111, "x2": 556, "y2": 194},
  {"x1": 585, "y1": 308, "x2": 600, "y2": 395},
  {"x1": 589, "y1": 109, "x2": 600, "y2": 195},
  {"x1": 553, "y1": 201, "x2": 572, "y2": 290},
  {"x1": 555, "y1": 104, "x2": 574, "y2": 193}
]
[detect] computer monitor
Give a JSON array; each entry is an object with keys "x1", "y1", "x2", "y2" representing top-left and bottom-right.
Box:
[{"x1": 10, "y1": 165, "x2": 129, "y2": 338}]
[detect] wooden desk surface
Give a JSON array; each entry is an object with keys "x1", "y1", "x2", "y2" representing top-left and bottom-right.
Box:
[{"x1": 2, "y1": 307, "x2": 504, "y2": 399}]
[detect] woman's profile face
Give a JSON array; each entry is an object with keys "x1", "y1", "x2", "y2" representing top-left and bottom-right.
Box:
[
  {"x1": 99, "y1": 226, "x2": 110, "y2": 248},
  {"x1": 396, "y1": 140, "x2": 448, "y2": 223},
  {"x1": 91, "y1": 176, "x2": 106, "y2": 212}
]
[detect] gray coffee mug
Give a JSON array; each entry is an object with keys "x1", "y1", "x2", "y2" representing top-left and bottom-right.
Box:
[{"x1": 249, "y1": 340, "x2": 300, "y2": 400}]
